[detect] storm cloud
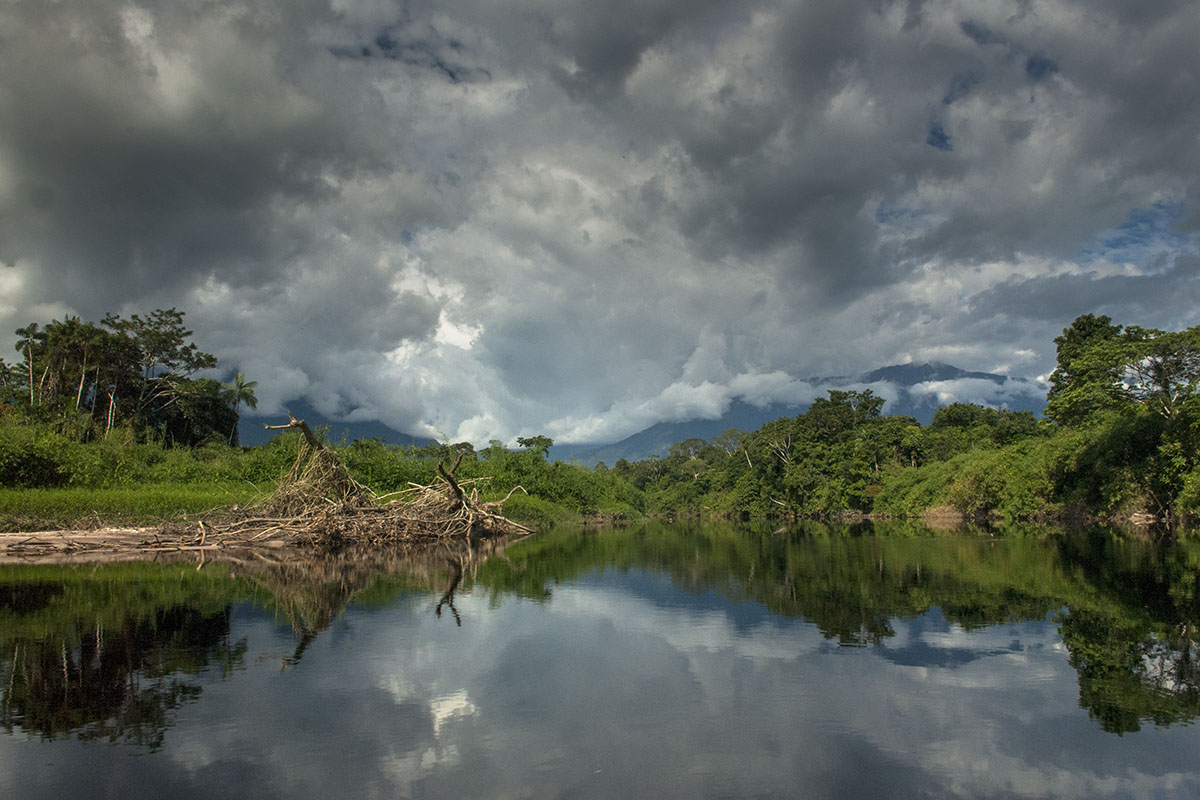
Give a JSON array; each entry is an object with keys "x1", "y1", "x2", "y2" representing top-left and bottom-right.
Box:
[{"x1": 2, "y1": 0, "x2": 1197, "y2": 443}]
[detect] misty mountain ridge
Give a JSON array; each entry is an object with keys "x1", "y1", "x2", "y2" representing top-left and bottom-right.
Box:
[
  {"x1": 240, "y1": 361, "x2": 1045, "y2": 462},
  {"x1": 237, "y1": 399, "x2": 437, "y2": 449},
  {"x1": 857, "y1": 361, "x2": 1007, "y2": 386},
  {"x1": 550, "y1": 362, "x2": 1044, "y2": 465}
]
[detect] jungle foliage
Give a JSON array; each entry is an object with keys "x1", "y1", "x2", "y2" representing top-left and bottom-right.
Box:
[
  {"x1": 611, "y1": 314, "x2": 1200, "y2": 525},
  {"x1": 1, "y1": 309, "x2": 249, "y2": 447},
  {"x1": 5, "y1": 312, "x2": 1200, "y2": 527}
]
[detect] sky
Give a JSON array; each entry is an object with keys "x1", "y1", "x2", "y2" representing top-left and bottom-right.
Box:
[{"x1": 1, "y1": 0, "x2": 1198, "y2": 445}]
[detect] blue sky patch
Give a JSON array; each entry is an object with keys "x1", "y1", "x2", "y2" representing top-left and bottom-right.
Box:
[
  {"x1": 927, "y1": 123, "x2": 953, "y2": 151},
  {"x1": 1081, "y1": 202, "x2": 1196, "y2": 266},
  {"x1": 1026, "y1": 54, "x2": 1058, "y2": 80},
  {"x1": 943, "y1": 72, "x2": 980, "y2": 105}
]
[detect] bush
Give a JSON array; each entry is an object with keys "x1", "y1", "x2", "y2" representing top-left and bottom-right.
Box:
[
  {"x1": 500, "y1": 493, "x2": 583, "y2": 528},
  {"x1": 0, "y1": 424, "x2": 71, "y2": 487},
  {"x1": 875, "y1": 442, "x2": 1057, "y2": 522}
]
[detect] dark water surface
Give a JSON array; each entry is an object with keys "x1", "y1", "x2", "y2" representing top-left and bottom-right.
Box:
[{"x1": 2, "y1": 521, "x2": 1199, "y2": 799}]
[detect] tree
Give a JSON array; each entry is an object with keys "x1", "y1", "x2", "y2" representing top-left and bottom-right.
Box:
[
  {"x1": 806, "y1": 390, "x2": 885, "y2": 438},
  {"x1": 1046, "y1": 314, "x2": 1128, "y2": 426},
  {"x1": 101, "y1": 308, "x2": 218, "y2": 440},
  {"x1": 1121, "y1": 326, "x2": 1200, "y2": 421},
  {"x1": 931, "y1": 402, "x2": 992, "y2": 430},
  {"x1": 9, "y1": 309, "x2": 223, "y2": 443},
  {"x1": 448, "y1": 441, "x2": 476, "y2": 460},
  {"x1": 668, "y1": 438, "x2": 709, "y2": 460},
  {"x1": 853, "y1": 415, "x2": 921, "y2": 474},
  {"x1": 516, "y1": 435, "x2": 554, "y2": 458},
  {"x1": 103, "y1": 308, "x2": 217, "y2": 382},
  {"x1": 160, "y1": 378, "x2": 239, "y2": 447},
  {"x1": 13, "y1": 322, "x2": 42, "y2": 407},
  {"x1": 0, "y1": 358, "x2": 23, "y2": 405},
  {"x1": 224, "y1": 372, "x2": 259, "y2": 444},
  {"x1": 1048, "y1": 314, "x2": 1200, "y2": 426}
]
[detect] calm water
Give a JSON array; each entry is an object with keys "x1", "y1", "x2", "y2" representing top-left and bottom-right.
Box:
[{"x1": 2, "y1": 521, "x2": 1199, "y2": 799}]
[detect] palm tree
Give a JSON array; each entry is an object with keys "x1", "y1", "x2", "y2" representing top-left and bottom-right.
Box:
[
  {"x1": 224, "y1": 371, "x2": 258, "y2": 444},
  {"x1": 14, "y1": 322, "x2": 41, "y2": 407}
]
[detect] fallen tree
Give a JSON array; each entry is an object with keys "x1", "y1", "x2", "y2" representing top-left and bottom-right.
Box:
[{"x1": 205, "y1": 416, "x2": 531, "y2": 548}]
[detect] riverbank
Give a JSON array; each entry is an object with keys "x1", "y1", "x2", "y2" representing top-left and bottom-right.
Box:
[{"x1": 0, "y1": 527, "x2": 199, "y2": 564}]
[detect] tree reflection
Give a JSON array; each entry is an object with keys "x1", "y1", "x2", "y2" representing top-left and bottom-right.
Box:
[
  {"x1": 0, "y1": 537, "x2": 510, "y2": 745},
  {"x1": 477, "y1": 520, "x2": 1200, "y2": 733},
  {"x1": 1052, "y1": 529, "x2": 1200, "y2": 733},
  {"x1": 245, "y1": 535, "x2": 513, "y2": 665},
  {"x1": 1, "y1": 606, "x2": 245, "y2": 749},
  {"x1": 1061, "y1": 610, "x2": 1200, "y2": 733},
  {"x1": 3, "y1": 523, "x2": 1199, "y2": 741}
]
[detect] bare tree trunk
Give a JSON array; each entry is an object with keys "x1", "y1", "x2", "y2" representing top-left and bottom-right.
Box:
[
  {"x1": 105, "y1": 391, "x2": 117, "y2": 437},
  {"x1": 36, "y1": 364, "x2": 50, "y2": 407},
  {"x1": 264, "y1": 415, "x2": 324, "y2": 450},
  {"x1": 229, "y1": 399, "x2": 240, "y2": 445},
  {"x1": 25, "y1": 345, "x2": 34, "y2": 407},
  {"x1": 75, "y1": 351, "x2": 88, "y2": 411}
]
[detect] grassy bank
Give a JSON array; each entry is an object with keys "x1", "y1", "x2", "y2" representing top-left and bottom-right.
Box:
[
  {"x1": 0, "y1": 421, "x2": 644, "y2": 530},
  {"x1": 0, "y1": 483, "x2": 267, "y2": 531}
]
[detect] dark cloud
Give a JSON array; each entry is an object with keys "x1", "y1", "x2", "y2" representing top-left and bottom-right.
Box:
[
  {"x1": 0, "y1": 0, "x2": 423, "y2": 337},
  {"x1": 960, "y1": 19, "x2": 1010, "y2": 48},
  {"x1": 968, "y1": 255, "x2": 1200, "y2": 332},
  {"x1": 1025, "y1": 53, "x2": 1058, "y2": 80},
  {"x1": 942, "y1": 71, "x2": 981, "y2": 104},
  {"x1": 542, "y1": 0, "x2": 730, "y2": 101},
  {"x1": 2, "y1": 0, "x2": 1198, "y2": 443}
]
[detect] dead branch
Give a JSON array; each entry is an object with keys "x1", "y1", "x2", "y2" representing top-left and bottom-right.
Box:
[
  {"x1": 264, "y1": 415, "x2": 324, "y2": 450},
  {"x1": 198, "y1": 418, "x2": 533, "y2": 549}
]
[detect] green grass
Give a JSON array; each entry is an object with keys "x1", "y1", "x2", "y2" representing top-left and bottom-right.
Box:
[
  {"x1": 496, "y1": 493, "x2": 585, "y2": 528},
  {"x1": 0, "y1": 483, "x2": 268, "y2": 531}
]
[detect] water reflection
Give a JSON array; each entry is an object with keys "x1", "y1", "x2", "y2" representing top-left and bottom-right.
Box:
[
  {"x1": 0, "y1": 522, "x2": 1199, "y2": 798},
  {"x1": 0, "y1": 536, "x2": 509, "y2": 747},
  {"x1": 2, "y1": 605, "x2": 240, "y2": 749},
  {"x1": 470, "y1": 521, "x2": 1200, "y2": 732}
]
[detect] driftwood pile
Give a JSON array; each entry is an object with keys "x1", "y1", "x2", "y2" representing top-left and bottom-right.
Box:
[
  {"x1": 0, "y1": 417, "x2": 531, "y2": 562},
  {"x1": 204, "y1": 417, "x2": 531, "y2": 548}
]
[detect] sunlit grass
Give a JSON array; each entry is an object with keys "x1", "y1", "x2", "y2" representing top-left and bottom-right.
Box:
[{"x1": 0, "y1": 483, "x2": 269, "y2": 531}]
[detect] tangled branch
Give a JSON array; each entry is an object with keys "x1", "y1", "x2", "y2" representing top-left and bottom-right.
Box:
[{"x1": 199, "y1": 417, "x2": 531, "y2": 549}]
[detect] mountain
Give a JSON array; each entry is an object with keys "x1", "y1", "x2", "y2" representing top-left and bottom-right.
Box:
[
  {"x1": 547, "y1": 399, "x2": 805, "y2": 466},
  {"x1": 550, "y1": 362, "x2": 1046, "y2": 465},
  {"x1": 237, "y1": 361, "x2": 1046, "y2": 464},
  {"x1": 860, "y1": 362, "x2": 1006, "y2": 385},
  {"x1": 236, "y1": 399, "x2": 436, "y2": 449}
]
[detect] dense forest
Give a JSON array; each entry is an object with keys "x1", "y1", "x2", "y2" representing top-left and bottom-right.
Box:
[
  {"x1": 3, "y1": 310, "x2": 1200, "y2": 529},
  {"x1": 611, "y1": 313, "x2": 1200, "y2": 525}
]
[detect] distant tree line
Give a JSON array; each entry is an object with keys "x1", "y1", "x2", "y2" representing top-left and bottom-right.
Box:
[
  {"x1": 609, "y1": 390, "x2": 1046, "y2": 518},
  {"x1": 1, "y1": 308, "x2": 254, "y2": 446},
  {"x1": 611, "y1": 313, "x2": 1200, "y2": 525}
]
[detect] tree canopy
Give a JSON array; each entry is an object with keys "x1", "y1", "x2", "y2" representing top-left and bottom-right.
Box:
[
  {"x1": 516, "y1": 435, "x2": 554, "y2": 458},
  {"x1": 6, "y1": 309, "x2": 249, "y2": 446}
]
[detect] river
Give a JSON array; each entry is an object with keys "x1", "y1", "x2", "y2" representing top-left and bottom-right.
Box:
[{"x1": 2, "y1": 520, "x2": 1198, "y2": 799}]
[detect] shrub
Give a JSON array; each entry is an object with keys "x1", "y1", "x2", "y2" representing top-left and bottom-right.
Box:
[{"x1": 0, "y1": 424, "x2": 71, "y2": 487}]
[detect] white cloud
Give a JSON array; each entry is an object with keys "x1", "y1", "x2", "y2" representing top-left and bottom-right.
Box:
[
  {"x1": 907, "y1": 377, "x2": 1044, "y2": 408},
  {"x1": 2, "y1": 0, "x2": 1198, "y2": 443}
]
